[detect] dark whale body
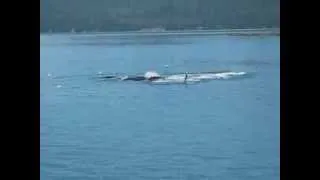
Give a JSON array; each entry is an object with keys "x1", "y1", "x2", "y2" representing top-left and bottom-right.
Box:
[
  {"x1": 101, "y1": 75, "x2": 161, "y2": 81},
  {"x1": 123, "y1": 76, "x2": 146, "y2": 81}
]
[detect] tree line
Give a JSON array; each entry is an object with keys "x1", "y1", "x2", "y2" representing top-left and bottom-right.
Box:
[{"x1": 40, "y1": 0, "x2": 279, "y2": 32}]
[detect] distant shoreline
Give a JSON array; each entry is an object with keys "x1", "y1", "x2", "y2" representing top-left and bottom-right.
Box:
[{"x1": 40, "y1": 28, "x2": 280, "y2": 36}]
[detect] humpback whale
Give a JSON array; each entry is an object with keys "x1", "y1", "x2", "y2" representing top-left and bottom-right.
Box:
[
  {"x1": 100, "y1": 71, "x2": 163, "y2": 81},
  {"x1": 100, "y1": 75, "x2": 161, "y2": 81},
  {"x1": 98, "y1": 70, "x2": 247, "y2": 84}
]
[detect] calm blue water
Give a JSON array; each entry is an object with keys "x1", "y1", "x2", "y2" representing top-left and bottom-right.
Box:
[{"x1": 40, "y1": 33, "x2": 280, "y2": 180}]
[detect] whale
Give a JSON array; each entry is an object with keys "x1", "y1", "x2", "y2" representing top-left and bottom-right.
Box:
[{"x1": 97, "y1": 70, "x2": 248, "y2": 84}]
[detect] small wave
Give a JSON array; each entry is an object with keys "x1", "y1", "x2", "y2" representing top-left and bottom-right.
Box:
[
  {"x1": 151, "y1": 78, "x2": 201, "y2": 84},
  {"x1": 205, "y1": 71, "x2": 246, "y2": 79},
  {"x1": 150, "y1": 71, "x2": 247, "y2": 84}
]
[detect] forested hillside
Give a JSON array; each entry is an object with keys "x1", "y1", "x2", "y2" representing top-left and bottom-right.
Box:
[{"x1": 40, "y1": 0, "x2": 279, "y2": 32}]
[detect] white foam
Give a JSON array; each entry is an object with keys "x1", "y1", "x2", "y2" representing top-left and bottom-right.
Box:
[
  {"x1": 152, "y1": 79, "x2": 200, "y2": 84},
  {"x1": 152, "y1": 74, "x2": 201, "y2": 84},
  {"x1": 151, "y1": 71, "x2": 247, "y2": 84},
  {"x1": 166, "y1": 74, "x2": 185, "y2": 81},
  {"x1": 144, "y1": 71, "x2": 160, "y2": 79},
  {"x1": 120, "y1": 76, "x2": 128, "y2": 80},
  {"x1": 193, "y1": 71, "x2": 247, "y2": 80}
]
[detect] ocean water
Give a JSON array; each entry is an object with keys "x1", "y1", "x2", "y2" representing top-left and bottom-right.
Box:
[{"x1": 40, "y1": 32, "x2": 280, "y2": 180}]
